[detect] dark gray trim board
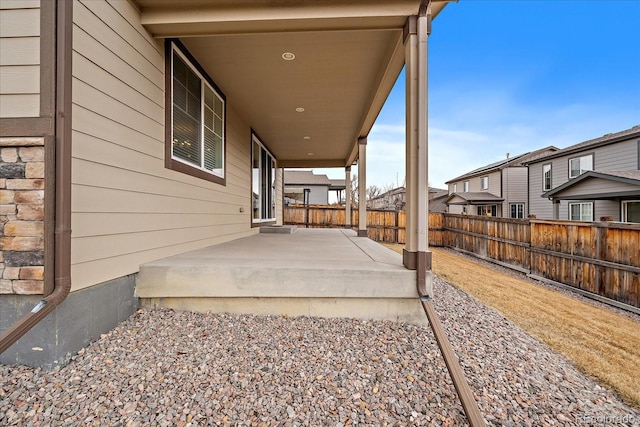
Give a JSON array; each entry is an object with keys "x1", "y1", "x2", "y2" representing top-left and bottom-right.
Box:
[{"x1": 0, "y1": 275, "x2": 138, "y2": 369}]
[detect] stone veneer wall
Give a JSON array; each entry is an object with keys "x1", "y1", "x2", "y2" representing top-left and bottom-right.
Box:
[{"x1": 0, "y1": 137, "x2": 45, "y2": 296}]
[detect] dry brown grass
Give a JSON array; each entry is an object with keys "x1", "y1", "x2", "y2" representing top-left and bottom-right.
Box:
[{"x1": 383, "y1": 244, "x2": 640, "y2": 408}]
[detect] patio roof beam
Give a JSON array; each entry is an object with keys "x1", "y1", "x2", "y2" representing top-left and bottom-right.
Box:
[
  {"x1": 277, "y1": 159, "x2": 348, "y2": 168},
  {"x1": 139, "y1": 1, "x2": 425, "y2": 37}
]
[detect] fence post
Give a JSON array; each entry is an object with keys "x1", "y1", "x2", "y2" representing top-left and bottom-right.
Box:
[
  {"x1": 595, "y1": 224, "x2": 601, "y2": 295},
  {"x1": 395, "y1": 210, "x2": 399, "y2": 243},
  {"x1": 305, "y1": 204, "x2": 309, "y2": 228}
]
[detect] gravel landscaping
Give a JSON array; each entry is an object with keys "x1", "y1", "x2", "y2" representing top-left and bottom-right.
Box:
[{"x1": 2, "y1": 276, "x2": 639, "y2": 426}]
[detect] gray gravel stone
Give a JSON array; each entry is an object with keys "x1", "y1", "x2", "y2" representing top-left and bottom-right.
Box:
[{"x1": 1, "y1": 277, "x2": 639, "y2": 426}]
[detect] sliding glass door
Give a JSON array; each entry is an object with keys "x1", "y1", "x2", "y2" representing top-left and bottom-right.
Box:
[{"x1": 252, "y1": 134, "x2": 276, "y2": 223}]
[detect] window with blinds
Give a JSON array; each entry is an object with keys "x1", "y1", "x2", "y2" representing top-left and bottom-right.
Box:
[{"x1": 167, "y1": 40, "x2": 225, "y2": 184}]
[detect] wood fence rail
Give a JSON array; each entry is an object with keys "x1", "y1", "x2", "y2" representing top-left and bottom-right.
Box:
[{"x1": 283, "y1": 205, "x2": 640, "y2": 309}]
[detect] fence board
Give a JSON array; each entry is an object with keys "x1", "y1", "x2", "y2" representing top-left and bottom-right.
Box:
[{"x1": 283, "y1": 206, "x2": 639, "y2": 308}]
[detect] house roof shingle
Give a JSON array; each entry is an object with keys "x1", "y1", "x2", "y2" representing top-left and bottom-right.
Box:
[
  {"x1": 445, "y1": 192, "x2": 504, "y2": 205},
  {"x1": 541, "y1": 170, "x2": 640, "y2": 199},
  {"x1": 526, "y1": 125, "x2": 640, "y2": 164},
  {"x1": 284, "y1": 170, "x2": 345, "y2": 189},
  {"x1": 445, "y1": 146, "x2": 558, "y2": 184}
]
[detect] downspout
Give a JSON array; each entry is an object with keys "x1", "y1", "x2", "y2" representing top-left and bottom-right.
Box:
[
  {"x1": 0, "y1": 0, "x2": 72, "y2": 354},
  {"x1": 416, "y1": 1, "x2": 486, "y2": 426}
]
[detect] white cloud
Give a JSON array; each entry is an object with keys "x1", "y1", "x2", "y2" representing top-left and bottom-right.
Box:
[{"x1": 315, "y1": 75, "x2": 639, "y2": 192}]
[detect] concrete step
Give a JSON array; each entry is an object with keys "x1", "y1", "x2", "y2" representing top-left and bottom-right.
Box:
[{"x1": 135, "y1": 229, "x2": 429, "y2": 326}]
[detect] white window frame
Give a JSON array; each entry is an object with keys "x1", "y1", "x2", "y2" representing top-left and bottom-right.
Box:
[
  {"x1": 569, "y1": 202, "x2": 593, "y2": 222},
  {"x1": 463, "y1": 181, "x2": 469, "y2": 192},
  {"x1": 542, "y1": 163, "x2": 552, "y2": 191},
  {"x1": 167, "y1": 40, "x2": 226, "y2": 184},
  {"x1": 622, "y1": 200, "x2": 640, "y2": 223},
  {"x1": 252, "y1": 133, "x2": 277, "y2": 224},
  {"x1": 510, "y1": 203, "x2": 525, "y2": 219},
  {"x1": 453, "y1": 183, "x2": 457, "y2": 193},
  {"x1": 568, "y1": 154, "x2": 593, "y2": 179},
  {"x1": 480, "y1": 176, "x2": 489, "y2": 190}
]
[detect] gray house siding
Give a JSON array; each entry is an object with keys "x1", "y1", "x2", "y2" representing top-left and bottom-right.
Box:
[
  {"x1": 502, "y1": 167, "x2": 528, "y2": 217},
  {"x1": 528, "y1": 162, "x2": 549, "y2": 218},
  {"x1": 529, "y1": 135, "x2": 640, "y2": 220},
  {"x1": 485, "y1": 171, "x2": 501, "y2": 195},
  {"x1": 594, "y1": 200, "x2": 621, "y2": 221},
  {"x1": 592, "y1": 139, "x2": 638, "y2": 172},
  {"x1": 307, "y1": 185, "x2": 329, "y2": 204},
  {"x1": 447, "y1": 170, "x2": 503, "y2": 216},
  {"x1": 553, "y1": 179, "x2": 640, "y2": 199},
  {"x1": 553, "y1": 179, "x2": 640, "y2": 221}
]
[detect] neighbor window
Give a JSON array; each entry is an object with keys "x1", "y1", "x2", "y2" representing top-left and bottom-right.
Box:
[
  {"x1": 252, "y1": 133, "x2": 276, "y2": 223},
  {"x1": 453, "y1": 183, "x2": 457, "y2": 193},
  {"x1": 510, "y1": 203, "x2": 525, "y2": 219},
  {"x1": 543, "y1": 164, "x2": 552, "y2": 191},
  {"x1": 463, "y1": 181, "x2": 469, "y2": 192},
  {"x1": 569, "y1": 155, "x2": 593, "y2": 179},
  {"x1": 477, "y1": 205, "x2": 497, "y2": 217},
  {"x1": 569, "y1": 202, "x2": 593, "y2": 221},
  {"x1": 480, "y1": 176, "x2": 489, "y2": 190},
  {"x1": 166, "y1": 40, "x2": 226, "y2": 184},
  {"x1": 622, "y1": 200, "x2": 640, "y2": 223}
]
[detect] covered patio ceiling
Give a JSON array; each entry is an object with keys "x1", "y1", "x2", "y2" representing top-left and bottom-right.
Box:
[{"x1": 133, "y1": 0, "x2": 448, "y2": 168}]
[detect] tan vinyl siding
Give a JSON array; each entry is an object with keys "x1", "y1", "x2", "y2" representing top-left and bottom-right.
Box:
[
  {"x1": 70, "y1": 0, "x2": 253, "y2": 291},
  {"x1": 1, "y1": 65, "x2": 39, "y2": 93},
  {"x1": 0, "y1": 37, "x2": 39, "y2": 65},
  {"x1": 0, "y1": 1, "x2": 40, "y2": 9},
  {"x1": 0, "y1": 6, "x2": 39, "y2": 37},
  {"x1": 0, "y1": 1, "x2": 40, "y2": 118}
]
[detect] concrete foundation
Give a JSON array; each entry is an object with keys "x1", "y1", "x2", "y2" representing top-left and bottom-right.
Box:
[{"x1": 0, "y1": 275, "x2": 138, "y2": 369}]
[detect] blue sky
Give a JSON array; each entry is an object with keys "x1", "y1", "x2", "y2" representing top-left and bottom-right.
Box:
[{"x1": 316, "y1": 0, "x2": 640, "y2": 191}]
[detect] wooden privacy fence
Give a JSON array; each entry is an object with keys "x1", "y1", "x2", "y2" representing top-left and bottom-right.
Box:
[
  {"x1": 283, "y1": 205, "x2": 444, "y2": 245},
  {"x1": 529, "y1": 220, "x2": 640, "y2": 309},
  {"x1": 283, "y1": 205, "x2": 640, "y2": 308},
  {"x1": 443, "y1": 214, "x2": 531, "y2": 272}
]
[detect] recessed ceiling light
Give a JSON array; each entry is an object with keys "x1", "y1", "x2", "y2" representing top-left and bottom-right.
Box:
[
  {"x1": 282, "y1": 52, "x2": 295, "y2": 61},
  {"x1": 295, "y1": 107, "x2": 305, "y2": 113},
  {"x1": 307, "y1": 152, "x2": 314, "y2": 156},
  {"x1": 303, "y1": 136, "x2": 311, "y2": 140}
]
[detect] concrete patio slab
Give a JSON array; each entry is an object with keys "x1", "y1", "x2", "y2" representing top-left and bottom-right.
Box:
[{"x1": 136, "y1": 229, "x2": 428, "y2": 325}]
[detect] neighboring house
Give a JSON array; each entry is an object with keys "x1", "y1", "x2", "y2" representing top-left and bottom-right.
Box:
[
  {"x1": 283, "y1": 170, "x2": 345, "y2": 205},
  {"x1": 368, "y1": 187, "x2": 406, "y2": 210},
  {"x1": 429, "y1": 187, "x2": 451, "y2": 213},
  {"x1": 445, "y1": 147, "x2": 558, "y2": 218},
  {"x1": 0, "y1": 1, "x2": 447, "y2": 366},
  {"x1": 367, "y1": 186, "x2": 448, "y2": 212},
  {"x1": 528, "y1": 125, "x2": 640, "y2": 222}
]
